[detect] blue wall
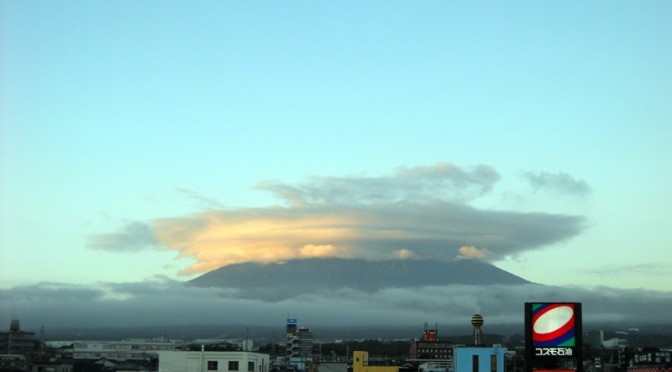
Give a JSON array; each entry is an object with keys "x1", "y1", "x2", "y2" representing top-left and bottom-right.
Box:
[{"x1": 454, "y1": 347, "x2": 506, "y2": 372}]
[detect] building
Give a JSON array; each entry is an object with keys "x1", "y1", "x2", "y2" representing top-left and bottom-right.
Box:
[
  {"x1": 409, "y1": 328, "x2": 454, "y2": 361},
  {"x1": 29, "y1": 358, "x2": 74, "y2": 372},
  {"x1": 241, "y1": 340, "x2": 253, "y2": 353},
  {"x1": 157, "y1": 351, "x2": 269, "y2": 372},
  {"x1": 285, "y1": 319, "x2": 313, "y2": 371},
  {"x1": 600, "y1": 331, "x2": 628, "y2": 349},
  {"x1": 0, "y1": 321, "x2": 42, "y2": 357},
  {"x1": 72, "y1": 340, "x2": 176, "y2": 362},
  {"x1": 629, "y1": 350, "x2": 672, "y2": 370},
  {"x1": 454, "y1": 347, "x2": 505, "y2": 372},
  {"x1": 352, "y1": 351, "x2": 398, "y2": 372},
  {"x1": 0, "y1": 354, "x2": 28, "y2": 372},
  {"x1": 0, "y1": 320, "x2": 43, "y2": 371}
]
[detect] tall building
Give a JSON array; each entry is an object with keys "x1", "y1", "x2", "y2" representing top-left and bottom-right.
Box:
[
  {"x1": 285, "y1": 318, "x2": 298, "y2": 361},
  {"x1": 285, "y1": 319, "x2": 313, "y2": 371},
  {"x1": 0, "y1": 319, "x2": 43, "y2": 368}
]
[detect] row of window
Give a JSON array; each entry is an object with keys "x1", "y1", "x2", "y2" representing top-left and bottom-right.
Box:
[
  {"x1": 35, "y1": 367, "x2": 71, "y2": 372},
  {"x1": 207, "y1": 360, "x2": 255, "y2": 371},
  {"x1": 74, "y1": 343, "x2": 173, "y2": 350}
]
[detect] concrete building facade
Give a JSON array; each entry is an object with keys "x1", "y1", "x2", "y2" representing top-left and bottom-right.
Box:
[
  {"x1": 157, "y1": 351, "x2": 269, "y2": 372},
  {"x1": 0, "y1": 321, "x2": 42, "y2": 358},
  {"x1": 72, "y1": 340, "x2": 176, "y2": 362},
  {"x1": 453, "y1": 347, "x2": 505, "y2": 372},
  {"x1": 352, "y1": 351, "x2": 398, "y2": 372},
  {"x1": 409, "y1": 328, "x2": 453, "y2": 361}
]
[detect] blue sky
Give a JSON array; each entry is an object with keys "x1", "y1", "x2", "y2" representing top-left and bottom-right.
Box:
[{"x1": 1, "y1": 1, "x2": 671, "y2": 295}]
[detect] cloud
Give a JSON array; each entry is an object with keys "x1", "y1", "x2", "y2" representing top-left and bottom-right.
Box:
[
  {"x1": 300, "y1": 244, "x2": 343, "y2": 257},
  {"x1": 151, "y1": 202, "x2": 585, "y2": 275},
  {"x1": 457, "y1": 246, "x2": 490, "y2": 261},
  {"x1": 256, "y1": 162, "x2": 500, "y2": 207},
  {"x1": 175, "y1": 188, "x2": 224, "y2": 209},
  {"x1": 523, "y1": 171, "x2": 590, "y2": 195},
  {"x1": 394, "y1": 249, "x2": 417, "y2": 260},
  {"x1": 87, "y1": 221, "x2": 158, "y2": 252},
  {"x1": 1, "y1": 281, "x2": 670, "y2": 330},
  {"x1": 1, "y1": 282, "x2": 106, "y2": 302},
  {"x1": 584, "y1": 263, "x2": 669, "y2": 276},
  {"x1": 87, "y1": 163, "x2": 586, "y2": 275}
]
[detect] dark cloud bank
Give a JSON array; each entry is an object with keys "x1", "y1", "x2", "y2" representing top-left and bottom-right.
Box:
[{"x1": 1, "y1": 280, "x2": 670, "y2": 333}]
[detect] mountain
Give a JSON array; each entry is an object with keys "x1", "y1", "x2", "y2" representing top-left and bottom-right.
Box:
[{"x1": 187, "y1": 258, "x2": 532, "y2": 300}]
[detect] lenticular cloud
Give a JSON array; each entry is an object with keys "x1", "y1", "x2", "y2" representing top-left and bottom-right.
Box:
[{"x1": 88, "y1": 162, "x2": 586, "y2": 276}]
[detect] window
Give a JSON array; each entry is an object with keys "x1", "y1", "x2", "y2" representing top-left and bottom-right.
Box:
[
  {"x1": 207, "y1": 361, "x2": 218, "y2": 371},
  {"x1": 248, "y1": 362, "x2": 255, "y2": 372},
  {"x1": 228, "y1": 361, "x2": 239, "y2": 371}
]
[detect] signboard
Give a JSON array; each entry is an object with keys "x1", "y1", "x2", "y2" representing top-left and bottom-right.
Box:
[
  {"x1": 286, "y1": 318, "x2": 298, "y2": 338},
  {"x1": 525, "y1": 303, "x2": 583, "y2": 372}
]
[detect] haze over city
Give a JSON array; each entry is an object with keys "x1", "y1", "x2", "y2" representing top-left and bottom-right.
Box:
[{"x1": 1, "y1": 1, "x2": 670, "y2": 330}]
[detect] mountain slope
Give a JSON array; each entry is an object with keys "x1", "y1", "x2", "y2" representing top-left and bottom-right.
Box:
[{"x1": 187, "y1": 258, "x2": 531, "y2": 299}]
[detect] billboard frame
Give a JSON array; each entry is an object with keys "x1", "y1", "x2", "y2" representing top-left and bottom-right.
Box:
[{"x1": 524, "y1": 302, "x2": 583, "y2": 372}]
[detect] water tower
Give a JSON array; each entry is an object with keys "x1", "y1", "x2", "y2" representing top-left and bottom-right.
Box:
[{"x1": 471, "y1": 314, "x2": 484, "y2": 346}]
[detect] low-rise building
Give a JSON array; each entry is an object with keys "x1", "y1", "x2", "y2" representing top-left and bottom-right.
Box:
[
  {"x1": 157, "y1": 351, "x2": 269, "y2": 372},
  {"x1": 72, "y1": 340, "x2": 176, "y2": 362},
  {"x1": 0, "y1": 354, "x2": 28, "y2": 372},
  {"x1": 454, "y1": 347, "x2": 506, "y2": 372},
  {"x1": 352, "y1": 351, "x2": 398, "y2": 372},
  {"x1": 30, "y1": 358, "x2": 74, "y2": 372},
  {"x1": 629, "y1": 350, "x2": 672, "y2": 369}
]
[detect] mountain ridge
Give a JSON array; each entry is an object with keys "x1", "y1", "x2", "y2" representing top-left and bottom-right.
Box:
[{"x1": 187, "y1": 258, "x2": 532, "y2": 300}]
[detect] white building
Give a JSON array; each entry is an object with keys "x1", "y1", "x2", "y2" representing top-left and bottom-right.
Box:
[
  {"x1": 242, "y1": 340, "x2": 254, "y2": 352},
  {"x1": 72, "y1": 340, "x2": 177, "y2": 361},
  {"x1": 158, "y1": 351, "x2": 269, "y2": 372},
  {"x1": 600, "y1": 331, "x2": 628, "y2": 349}
]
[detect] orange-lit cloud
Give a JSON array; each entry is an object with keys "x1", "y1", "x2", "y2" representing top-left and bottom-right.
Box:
[
  {"x1": 153, "y1": 208, "x2": 409, "y2": 275},
  {"x1": 457, "y1": 246, "x2": 490, "y2": 260},
  {"x1": 393, "y1": 249, "x2": 416, "y2": 260},
  {"x1": 148, "y1": 201, "x2": 584, "y2": 276},
  {"x1": 300, "y1": 244, "x2": 344, "y2": 257}
]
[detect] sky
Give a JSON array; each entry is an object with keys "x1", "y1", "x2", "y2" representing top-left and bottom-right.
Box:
[{"x1": 1, "y1": 1, "x2": 671, "y2": 329}]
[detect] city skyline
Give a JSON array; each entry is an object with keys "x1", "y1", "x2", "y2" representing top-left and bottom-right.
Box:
[{"x1": 1, "y1": 0, "x2": 670, "y2": 304}]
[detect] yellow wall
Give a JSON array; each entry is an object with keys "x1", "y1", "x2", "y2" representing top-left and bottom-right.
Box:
[{"x1": 353, "y1": 351, "x2": 399, "y2": 372}]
